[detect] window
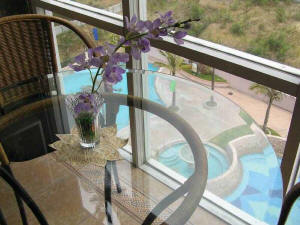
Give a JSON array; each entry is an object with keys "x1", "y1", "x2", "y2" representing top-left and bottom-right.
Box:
[{"x1": 147, "y1": 0, "x2": 300, "y2": 69}]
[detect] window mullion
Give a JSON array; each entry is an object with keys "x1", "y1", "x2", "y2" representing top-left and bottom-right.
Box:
[
  {"x1": 122, "y1": 0, "x2": 146, "y2": 167},
  {"x1": 281, "y1": 89, "x2": 300, "y2": 193}
]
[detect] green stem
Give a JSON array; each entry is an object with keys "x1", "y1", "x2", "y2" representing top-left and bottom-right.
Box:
[
  {"x1": 87, "y1": 68, "x2": 93, "y2": 83},
  {"x1": 95, "y1": 79, "x2": 104, "y2": 92},
  {"x1": 91, "y1": 68, "x2": 104, "y2": 93},
  {"x1": 113, "y1": 32, "x2": 148, "y2": 54}
]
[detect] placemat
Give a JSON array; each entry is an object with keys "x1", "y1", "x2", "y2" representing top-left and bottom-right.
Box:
[{"x1": 49, "y1": 125, "x2": 128, "y2": 167}]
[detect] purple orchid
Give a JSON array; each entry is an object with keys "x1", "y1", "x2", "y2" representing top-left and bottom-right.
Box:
[
  {"x1": 160, "y1": 11, "x2": 176, "y2": 26},
  {"x1": 69, "y1": 48, "x2": 103, "y2": 72},
  {"x1": 104, "y1": 66, "x2": 125, "y2": 84},
  {"x1": 125, "y1": 15, "x2": 146, "y2": 33},
  {"x1": 73, "y1": 93, "x2": 100, "y2": 115},
  {"x1": 74, "y1": 102, "x2": 92, "y2": 115},
  {"x1": 138, "y1": 38, "x2": 150, "y2": 53},
  {"x1": 128, "y1": 37, "x2": 151, "y2": 60},
  {"x1": 68, "y1": 11, "x2": 198, "y2": 93},
  {"x1": 173, "y1": 31, "x2": 187, "y2": 45}
]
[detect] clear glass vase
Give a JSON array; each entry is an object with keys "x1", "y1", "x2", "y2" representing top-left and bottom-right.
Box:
[
  {"x1": 75, "y1": 111, "x2": 100, "y2": 148},
  {"x1": 66, "y1": 92, "x2": 104, "y2": 149}
]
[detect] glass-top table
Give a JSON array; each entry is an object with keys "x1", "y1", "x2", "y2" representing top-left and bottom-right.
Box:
[{"x1": 0, "y1": 69, "x2": 284, "y2": 225}]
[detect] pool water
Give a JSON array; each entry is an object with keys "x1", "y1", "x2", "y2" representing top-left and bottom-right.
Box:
[
  {"x1": 225, "y1": 145, "x2": 286, "y2": 225},
  {"x1": 158, "y1": 143, "x2": 229, "y2": 179},
  {"x1": 63, "y1": 63, "x2": 160, "y2": 130}
]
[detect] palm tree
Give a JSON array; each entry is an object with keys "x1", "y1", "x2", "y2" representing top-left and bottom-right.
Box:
[
  {"x1": 249, "y1": 84, "x2": 283, "y2": 133},
  {"x1": 154, "y1": 50, "x2": 190, "y2": 110}
]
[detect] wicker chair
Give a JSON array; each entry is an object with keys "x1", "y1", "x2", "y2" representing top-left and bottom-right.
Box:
[{"x1": 0, "y1": 14, "x2": 95, "y2": 113}]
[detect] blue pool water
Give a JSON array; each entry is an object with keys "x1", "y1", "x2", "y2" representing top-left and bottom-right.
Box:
[
  {"x1": 226, "y1": 145, "x2": 286, "y2": 224},
  {"x1": 63, "y1": 63, "x2": 160, "y2": 130},
  {"x1": 158, "y1": 143, "x2": 229, "y2": 179}
]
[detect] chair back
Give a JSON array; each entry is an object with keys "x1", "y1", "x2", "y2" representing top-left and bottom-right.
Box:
[{"x1": 0, "y1": 14, "x2": 95, "y2": 113}]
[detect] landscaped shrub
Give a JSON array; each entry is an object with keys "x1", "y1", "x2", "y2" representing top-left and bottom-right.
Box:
[
  {"x1": 190, "y1": 4, "x2": 205, "y2": 20},
  {"x1": 230, "y1": 22, "x2": 244, "y2": 35},
  {"x1": 248, "y1": 30, "x2": 290, "y2": 61},
  {"x1": 267, "y1": 31, "x2": 290, "y2": 60},
  {"x1": 276, "y1": 8, "x2": 286, "y2": 23},
  {"x1": 250, "y1": 0, "x2": 291, "y2": 5},
  {"x1": 188, "y1": 22, "x2": 209, "y2": 36},
  {"x1": 248, "y1": 37, "x2": 269, "y2": 57},
  {"x1": 258, "y1": 24, "x2": 265, "y2": 31},
  {"x1": 293, "y1": 11, "x2": 300, "y2": 21},
  {"x1": 230, "y1": 0, "x2": 240, "y2": 11},
  {"x1": 216, "y1": 9, "x2": 233, "y2": 24}
]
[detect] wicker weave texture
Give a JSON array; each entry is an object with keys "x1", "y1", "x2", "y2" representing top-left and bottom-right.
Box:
[{"x1": 0, "y1": 20, "x2": 53, "y2": 88}]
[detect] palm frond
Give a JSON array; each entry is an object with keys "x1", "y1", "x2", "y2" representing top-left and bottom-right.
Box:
[
  {"x1": 155, "y1": 50, "x2": 188, "y2": 76},
  {"x1": 250, "y1": 83, "x2": 283, "y2": 100},
  {"x1": 153, "y1": 62, "x2": 170, "y2": 69}
]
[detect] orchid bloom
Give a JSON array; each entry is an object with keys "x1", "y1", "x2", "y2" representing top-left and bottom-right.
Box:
[{"x1": 69, "y1": 11, "x2": 196, "y2": 92}]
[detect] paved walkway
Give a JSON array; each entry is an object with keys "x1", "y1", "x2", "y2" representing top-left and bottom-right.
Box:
[
  {"x1": 214, "y1": 87, "x2": 291, "y2": 137},
  {"x1": 173, "y1": 69, "x2": 291, "y2": 137},
  {"x1": 149, "y1": 55, "x2": 292, "y2": 137}
]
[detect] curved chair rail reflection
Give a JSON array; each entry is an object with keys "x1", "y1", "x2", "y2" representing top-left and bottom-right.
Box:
[
  {"x1": 0, "y1": 166, "x2": 49, "y2": 225},
  {"x1": 278, "y1": 182, "x2": 300, "y2": 225},
  {"x1": 103, "y1": 93, "x2": 208, "y2": 225}
]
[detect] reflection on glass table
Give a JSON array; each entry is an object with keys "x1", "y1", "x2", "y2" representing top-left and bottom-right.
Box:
[
  {"x1": 57, "y1": 67, "x2": 286, "y2": 225},
  {"x1": 0, "y1": 67, "x2": 287, "y2": 225},
  {"x1": 0, "y1": 72, "x2": 208, "y2": 225}
]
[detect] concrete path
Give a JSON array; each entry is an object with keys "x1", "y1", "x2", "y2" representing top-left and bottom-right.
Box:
[
  {"x1": 214, "y1": 87, "x2": 291, "y2": 137},
  {"x1": 172, "y1": 69, "x2": 292, "y2": 137},
  {"x1": 149, "y1": 53, "x2": 292, "y2": 137}
]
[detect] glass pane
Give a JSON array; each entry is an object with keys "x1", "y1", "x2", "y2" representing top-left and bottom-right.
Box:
[
  {"x1": 146, "y1": 0, "x2": 300, "y2": 69},
  {"x1": 142, "y1": 48, "x2": 298, "y2": 224},
  {"x1": 72, "y1": 0, "x2": 122, "y2": 15},
  {"x1": 53, "y1": 16, "x2": 122, "y2": 68}
]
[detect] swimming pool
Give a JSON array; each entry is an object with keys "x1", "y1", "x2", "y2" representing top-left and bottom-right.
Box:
[
  {"x1": 226, "y1": 145, "x2": 285, "y2": 224},
  {"x1": 158, "y1": 142, "x2": 229, "y2": 179},
  {"x1": 63, "y1": 63, "x2": 161, "y2": 130}
]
